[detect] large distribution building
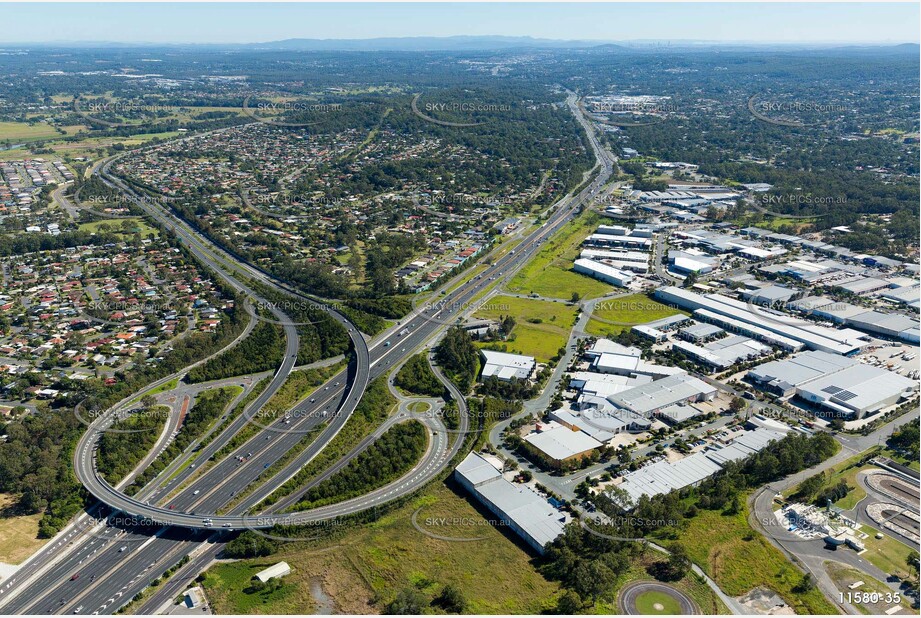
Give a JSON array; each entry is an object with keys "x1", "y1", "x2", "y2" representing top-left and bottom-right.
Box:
[
  {"x1": 614, "y1": 418, "x2": 791, "y2": 504},
  {"x1": 454, "y1": 452, "x2": 567, "y2": 554},
  {"x1": 747, "y1": 350, "x2": 917, "y2": 418},
  {"x1": 655, "y1": 286, "x2": 868, "y2": 355}
]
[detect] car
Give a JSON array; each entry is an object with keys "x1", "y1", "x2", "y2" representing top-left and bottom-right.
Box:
[
  {"x1": 189, "y1": 463, "x2": 195, "y2": 469},
  {"x1": 384, "y1": 341, "x2": 391, "y2": 347},
  {"x1": 263, "y1": 463, "x2": 270, "y2": 468},
  {"x1": 70, "y1": 574, "x2": 79, "y2": 581},
  {"x1": 193, "y1": 490, "x2": 200, "y2": 495},
  {"x1": 169, "y1": 504, "x2": 175, "y2": 510},
  {"x1": 119, "y1": 546, "x2": 127, "y2": 552},
  {"x1": 74, "y1": 606, "x2": 84, "y2": 614}
]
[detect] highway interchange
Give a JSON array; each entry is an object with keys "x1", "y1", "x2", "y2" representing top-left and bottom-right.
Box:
[{"x1": 0, "y1": 93, "x2": 614, "y2": 615}]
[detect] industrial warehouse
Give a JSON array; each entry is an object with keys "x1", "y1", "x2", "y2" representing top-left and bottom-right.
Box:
[
  {"x1": 747, "y1": 351, "x2": 918, "y2": 418},
  {"x1": 454, "y1": 452, "x2": 568, "y2": 554}
]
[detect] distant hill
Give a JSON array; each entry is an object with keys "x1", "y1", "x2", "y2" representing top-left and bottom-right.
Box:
[{"x1": 247, "y1": 35, "x2": 614, "y2": 51}]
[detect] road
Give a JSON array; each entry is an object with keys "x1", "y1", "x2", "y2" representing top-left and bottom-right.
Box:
[
  {"x1": 3, "y1": 93, "x2": 613, "y2": 614},
  {"x1": 748, "y1": 412, "x2": 919, "y2": 614}
]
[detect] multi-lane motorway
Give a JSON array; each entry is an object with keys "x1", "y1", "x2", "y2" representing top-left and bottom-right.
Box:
[{"x1": 0, "y1": 93, "x2": 612, "y2": 615}]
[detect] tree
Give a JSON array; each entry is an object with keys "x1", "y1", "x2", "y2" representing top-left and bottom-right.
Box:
[
  {"x1": 434, "y1": 583, "x2": 466, "y2": 613},
  {"x1": 555, "y1": 590, "x2": 583, "y2": 614},
  {"x1": 386, "y1": 587, "x2": 428, "y2": 615},
  {"x1": 667, "y1": 544, "x2": 691, "y2": 580},
  {"x1": 570, "y1": 291, "x2": 581, "y2": 304},
  {"x1": 729, "y1": 397, "x2": 747, "y2": 413},
  {"x1": 793, "y1": 573, "x2": 815, "y2": 593},
  {"x1": 572, "y1": 560, "x2": 616, "y2": 605}
]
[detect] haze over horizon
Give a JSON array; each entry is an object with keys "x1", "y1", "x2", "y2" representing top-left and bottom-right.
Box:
[{"x1": 2, "y1": 2, "x2": 918, "y2": 46}]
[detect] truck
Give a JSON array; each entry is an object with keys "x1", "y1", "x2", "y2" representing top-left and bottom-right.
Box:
[{"x1": 398, "y1": 328, "x2": 409, "y2": 337}]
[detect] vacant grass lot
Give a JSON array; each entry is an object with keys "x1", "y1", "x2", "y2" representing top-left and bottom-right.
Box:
[
  {"x1": 586, "y1": 293, "x2": 688, "y2": 337},
  {"x1": 634, "y1": 589, "x2": 682, "y2": 614},
  {"x1": 202, "y1": 561, "x2": 309, "y2": 614},
  {"x1": 825, "y1": 561, "x2": 913, "y2": 613},
  {"x1": 0, "y1": 121, "x2": 64, "y2": 143},
  {"x1": 663, "y1": 498, "x2": 837, "y2": 614},
  {"x1": 506, "y1": 212, "x2": 611, "y2": 300},
  {"x1": 474, "y1": 295, "x2": 577, "y2": 362},
  {"x1": 0, "y1": 494, "x2": 45, "y2": 565},
  {"x1": 78, "y1": 217, "x2": 159, "y2": 238},
  {"x1": 856, "y1": 521, "x2": 916, "y2": 579},
  {"x1": 201, "y1": 482, "x2": 562, "y2": 614}
]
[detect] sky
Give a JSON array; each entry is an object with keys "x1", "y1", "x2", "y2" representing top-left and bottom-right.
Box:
[{"x1": 2, "y1": 2, "x2": 918, "y2": 45}]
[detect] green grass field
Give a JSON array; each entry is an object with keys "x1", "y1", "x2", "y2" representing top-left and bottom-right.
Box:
[
  {"x1": 506, "y1": 212, "x2": 611, "y2": 300},
  {"x1": 0, "y1": 494, "x2": 46, "y2": 565},
  {"x1": 78, "y1": 217, "x2": 159, "y2": 238},
  {"x1": 586, "y1": 293, "x2": 688, "y2": 337},
  {"x1": 634, "y1": 589, "x2": 683, "y2": 614},
  {"x1": 473, "y1": 295, "x2": 578, "y2": 362},
  {"x1": 856, "y1": 521, "x2": 917, "y2": 579},
  {"x1": 201, "y1": 561, "x2": 308, "y2": 614},
  {"x1": 201, "y1": 483, "x2": 562, "y2": 614},
  {"x1": 826, "y1": 562, "x2": 914, "y2": 614},
  {"x1": 662, "y1": 497, "x2": 838, "y2": 614},
  {"x1": 0, "y1": 121, "x2": 65, "y2": 144}
]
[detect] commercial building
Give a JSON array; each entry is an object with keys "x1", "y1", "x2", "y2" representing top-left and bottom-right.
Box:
[
  {"x1": 592, "y1": 350, "x2": 685, "y2": 379},
  {"x1": 672, "y1": 335, "x2": 770, "y2": 371},
  {"x1": 573, "y1": 258, "x2": 634, "y2": 287},
  {"x1": 655, "y1": 286, "x2": 866, "y2": 355},
  {"x1": 523, "y1": 424, "x2": 603, "y2": 465},
  {"x1": 584, "y1": 233, "x2": 652, "y2": 250},
  {"x1": 615, "y1": 423, "x2": 790, "y2": 504},
  {"x1": 747, "y1": 350, "x2": 918, "y2": 418},
  {"x1": 480, "y1": 350, "x2": 536, "y2": 382},
  {"x1": 454, "y1": 452, "x2": 566, "y2": 554},
  {"x1": 607, "y1": 372, "x2": 717, "y2": 416}
]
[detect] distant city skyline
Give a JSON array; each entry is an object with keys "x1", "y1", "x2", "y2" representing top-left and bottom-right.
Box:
[{"x1": 2, "y1": 2, "x2": 918, "y2": 45}]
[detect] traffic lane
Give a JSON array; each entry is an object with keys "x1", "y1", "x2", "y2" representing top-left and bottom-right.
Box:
[
  {"x1": 63, "y1": 180, "x2": 593, "y2": 611},
  {"x1": 3, "y1": 527, "x2": 149, "y2": 614},
  {"x1": 57, "y1": 531, "x2": 203, "y2": 616},
  {"x1": 78, "y1": 134, "x2": 594, "y2": 529},
  {"x1": 17, "y1": 526, "x2": 195, "y2": 615},
  {"x1": 82, "y1": 416, "x2": 449, "y2": 613},
  {"x1": 81, "y1": 195, "x2": 587, "y2": 530}
]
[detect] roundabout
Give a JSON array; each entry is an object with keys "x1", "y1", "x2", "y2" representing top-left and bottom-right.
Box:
[{"x1": 618, "y1": 580, "x2": 699, "y2": 615}]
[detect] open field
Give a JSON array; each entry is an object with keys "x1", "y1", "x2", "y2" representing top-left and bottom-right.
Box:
[
  {"x1": 825, "y1": 561, "x2": 913, "y2": 614},
  {"x1": 586, "y1": 293, "x2": 689, "y2": 337},
  {"x1": 506, "y1": 211, "x2": 611, "y2": 300},
  {"x1": 0, "y1": 130, "x2": 182, "y2": 162},
  {"x1": 202, "y1": 560, "x2": 310, "y2": 614},
  {"x1": 0, "y1": 121, "x2": 66, "y2": 144},
  {"x1": 0, "y1": 494, "x2": 46, "y2": 565},
  {"x1": 78, "y1": 217, "x2": 159, "y2": 238},
  {"x1": 855, "y1": 521, "x2": 917, "y2": 579},
  {"x1": 201, "y1": 482, "x2": 562, "y2": 614},
  {"x1": 634, "y1": 589, "x2": 683, "y2": 614},
  {"x1": 661, "y1": 496, "x2": 838, "y2": 614},
  {"x1": 474, "y1": 294, "x2": 578, "y2": 362}
]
